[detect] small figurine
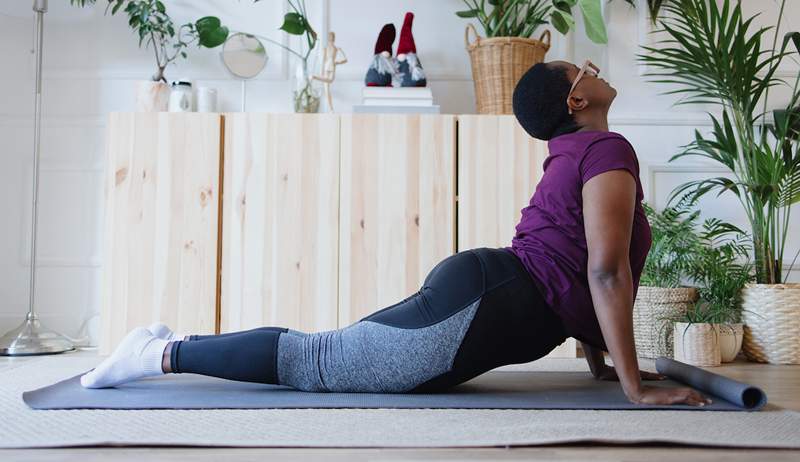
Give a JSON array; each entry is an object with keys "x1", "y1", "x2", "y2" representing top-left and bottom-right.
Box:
[
  {"x1": 365, "y1": 23, "x2": 397, "y2": 87},
  {"x1": 395, "y1": 12, "x2": 426, "y2": 87},
  {"x1": 312, "y1": 31, "x2": 348, "y2": 112}
]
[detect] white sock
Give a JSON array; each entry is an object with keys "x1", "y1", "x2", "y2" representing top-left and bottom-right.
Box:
[
  {"x1": 80, "y1": 327, "x2": 169, "y2": 389},
  {"x1": 147, "y1": 322, "x2": 188, "y2": 342}
]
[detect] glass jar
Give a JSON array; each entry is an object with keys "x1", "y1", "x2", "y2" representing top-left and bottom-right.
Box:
[
  {"x1": 293, "y1": 59, "x2": 320, "y2": 113},
  {"x1": 168, "y1": 80, "x2": 194, "y2": 112}
]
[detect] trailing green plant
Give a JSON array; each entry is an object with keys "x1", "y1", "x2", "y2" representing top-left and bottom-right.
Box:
[
  {"x1": 640, "y1": 195, "x2": 701, "y2": 288},
  {"x1": 70, "y1": 0, "x2": 229, "y2": 82},
  {"x1": 455, "y1": 0, "x2": 609, "y2": 44},
  {"x1": 637, "y1": 0, "x2": 800, "y2": 284}
]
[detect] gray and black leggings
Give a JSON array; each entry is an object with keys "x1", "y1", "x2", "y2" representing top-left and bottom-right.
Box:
[{"x1": 169, "y1": 247, "x2": 570, "y2": 393}]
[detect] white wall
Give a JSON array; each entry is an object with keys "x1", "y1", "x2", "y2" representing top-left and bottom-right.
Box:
[{"x1": 1, "y1": 0, "x2": 798, "y2": 347}]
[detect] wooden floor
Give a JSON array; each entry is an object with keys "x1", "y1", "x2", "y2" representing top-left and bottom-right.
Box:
[{"x1": 2, "y1": 353, "x2": 798, "y2": 461}]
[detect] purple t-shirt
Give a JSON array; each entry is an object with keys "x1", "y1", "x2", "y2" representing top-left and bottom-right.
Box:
[{"x1": 505, "y1": 130, "x2": 652, "y2": 352}]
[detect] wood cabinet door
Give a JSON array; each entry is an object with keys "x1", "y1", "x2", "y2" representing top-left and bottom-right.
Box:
[
  {"x1": 100, "y1": 113, "x2": 221, "y2": 355},
  {"x1": 338, "y1": 114, "x2": 457, "y2": 326},
  {"x1": 220, "y1": 113, "x2": 340, "y2": 334},
  {"x1": 456, "y1": 115, "x2": 576, "y2": 358}
]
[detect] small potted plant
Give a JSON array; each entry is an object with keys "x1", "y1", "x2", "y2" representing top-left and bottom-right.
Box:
[
  {"x1": 684, "y1": 217, "x2": 755, "y2": 363},
  {"x1": 455, "y1": 0, "x2": 610, "y2": 114},
  {"x1": 634, "y1": 197, "x2": 700, "y2": 359},
  {"x1": 72, "y1": 0, "x2": 229, "y2": 111}
]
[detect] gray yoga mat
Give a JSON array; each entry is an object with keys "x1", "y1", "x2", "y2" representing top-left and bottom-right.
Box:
[{"x1": 23, "y1": 357, "x2": 766, "y2": 411}]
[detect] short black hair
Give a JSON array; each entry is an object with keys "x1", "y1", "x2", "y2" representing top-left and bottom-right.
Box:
[{"x1": 512, "y1": 62, "x2": 581, "y2": 141}]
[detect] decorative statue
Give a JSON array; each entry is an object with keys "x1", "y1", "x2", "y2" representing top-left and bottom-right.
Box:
[{"x1": 312, "y1": 31, "x2": 348, "y2": 112}]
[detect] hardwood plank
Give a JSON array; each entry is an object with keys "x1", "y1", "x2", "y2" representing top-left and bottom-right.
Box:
[
  {"x1": 338, "y1": 114, "x2": 457, "y2": 325},
  {"x1": 220, "y1": 113, "x2": 340, "y2": 333},
  {"x1": 100, "y1": 113, "x2": 220, "y2": 354}
]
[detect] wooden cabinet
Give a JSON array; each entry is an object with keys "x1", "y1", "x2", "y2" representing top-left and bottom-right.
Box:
[
  {"x1": 338, "y1": 114, "x2": 456, "y2": 325},
  {"x1": 102, "y1": 113, "x2": 575, "y2": 358},
  {"x1": 100, "y1": 113, "x2": 220, "y2": 354}
]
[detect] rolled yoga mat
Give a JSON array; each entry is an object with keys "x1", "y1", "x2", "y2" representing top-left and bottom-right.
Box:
[
  {"x1": 656, "y1": 357, "x2": 767, "y2": 410},
  {"x1": 23, "y1": 358, "x2": 767, "y2": 411}
]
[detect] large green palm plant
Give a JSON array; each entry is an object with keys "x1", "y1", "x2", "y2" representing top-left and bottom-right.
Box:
[{"x1": 637, "y1": 0, "x2": 800, "y2": 284}]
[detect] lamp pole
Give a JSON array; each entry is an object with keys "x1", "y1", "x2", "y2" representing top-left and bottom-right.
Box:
[{"x1": 0, "y1": 0, "x2": 75, "y2": 355}]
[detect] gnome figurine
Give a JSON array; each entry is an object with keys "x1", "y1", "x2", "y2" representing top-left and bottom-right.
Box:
[
  {"x1": 395, "y1": 12, "x2": 426, "y2": 87},
  {"x1": 365, "y1": 23, "x2": 397, "y2": 87}
]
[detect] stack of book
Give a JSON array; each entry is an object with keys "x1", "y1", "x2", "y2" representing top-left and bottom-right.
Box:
[{"x1": 352, "y1": 87, "x2": 440, "y2": 114}]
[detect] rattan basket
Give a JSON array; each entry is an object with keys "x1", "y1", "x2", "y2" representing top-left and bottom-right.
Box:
[
  {"x1": 632, "y1": 286, "x2": 697, "y2": 359},
  {"x1": 741, "y1": 283, "x2": 800, "y2": 364},
  {"x1": 673, "y1": 322, "x2": 721, "y2": 367},
  {"x1": 465, "y1": 24, "x2": 551, "y2": 114}
]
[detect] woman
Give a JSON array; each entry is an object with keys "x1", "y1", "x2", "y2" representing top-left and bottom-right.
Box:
[{"x1": 81, "y1": 60, "x2": 711, "y2": 407}]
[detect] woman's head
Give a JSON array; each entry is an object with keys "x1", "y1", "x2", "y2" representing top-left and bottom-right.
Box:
[{"x1": 512, "y1": 60, "x2": 617, "y2": 140}]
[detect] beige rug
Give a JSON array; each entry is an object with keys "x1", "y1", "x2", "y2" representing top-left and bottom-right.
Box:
[{"x1": 1, "y1": 353, "x2": 798, "y2": 449}]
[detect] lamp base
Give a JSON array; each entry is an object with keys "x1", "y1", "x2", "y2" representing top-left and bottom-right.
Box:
[{"x1": 0, "y1": 312, "x2": 74, "y2": 356}]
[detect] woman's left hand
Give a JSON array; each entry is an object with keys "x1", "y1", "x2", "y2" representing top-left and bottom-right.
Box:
[{"x1": 593, "y1": 364, "x2": 667, "y2": 381}]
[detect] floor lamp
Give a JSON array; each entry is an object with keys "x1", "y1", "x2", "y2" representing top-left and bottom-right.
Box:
[{"x1": 0, "y1": 0, "x2": 74, "y2": 356}]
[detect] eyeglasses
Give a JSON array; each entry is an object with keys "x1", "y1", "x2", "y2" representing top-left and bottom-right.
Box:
[{"x1": 566, "y1": 59, "x2": 600, "y2": 115}]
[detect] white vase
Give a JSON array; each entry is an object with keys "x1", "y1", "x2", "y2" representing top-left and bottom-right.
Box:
[
  {"x1": 673, "y1": 322, "x2": 721, "y2": 367},
  {"x1": 135, "y1": 80, "x2": 170, "y2": 112},
  {"x1": 715, "y1": 322, "x2": 744, "y2": 363}
]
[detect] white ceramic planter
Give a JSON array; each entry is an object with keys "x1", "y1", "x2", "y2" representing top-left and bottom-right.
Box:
[
  {"x1": 673, "y1": 322, "x2": 721, "y2": 367},
  {"x1": 135, "y1": 80, "x2": 170, "y2": 112},
  {"x1": 715, "y1": 322, "x2": 744, "y2": 363}
]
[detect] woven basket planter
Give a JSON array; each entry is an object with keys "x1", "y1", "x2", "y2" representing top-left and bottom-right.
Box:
[
  {"x1": 632, "y1": 286, "x2": 697, "y2": 359},
  {"x1": 741, "y1": 283, "x2": 800, "y2": 364},
  {"x1": 673, "y1": 322, "x2": 721, "y2": 367},
  {"x1": 465, "y1": 24, "x2": 551, "y2": 114}
]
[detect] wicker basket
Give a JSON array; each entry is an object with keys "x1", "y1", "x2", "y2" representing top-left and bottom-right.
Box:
[
  {"x1": 741, "y1": 283, "x2": 800, "y2": 364},
  {"x1": 465, "y1": 24, "x2": 551, "y2": 114},
  {"x1": 673, "y1": 322, "x2": 721, "y2": 367},
  {"x1": 632, "y1": 286, "x2": 697, "y2": 359}
]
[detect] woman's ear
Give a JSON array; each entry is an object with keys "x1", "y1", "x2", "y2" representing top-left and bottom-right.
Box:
[{"x1": 568, "y1": 94, "x2": 588, "y2": 114}]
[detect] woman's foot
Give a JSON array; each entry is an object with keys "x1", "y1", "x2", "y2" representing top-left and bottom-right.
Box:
[
  {"x1": 147, "y1": 322, "x2": 188, "y2": 342},
  {"x1": 80, "y1": 327, "x2": 169, "y2": 388}
]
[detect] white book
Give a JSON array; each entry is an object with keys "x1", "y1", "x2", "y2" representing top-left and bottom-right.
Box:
[
  {"x1": 362, "y1": 87, "x2": 433, "y2": 99},
  {"x1": 363, "y1": 98, "x2": 433, "y2": 107},
  {"x1": 352, "y1": 104, "x2": 441, "y2": 114}
]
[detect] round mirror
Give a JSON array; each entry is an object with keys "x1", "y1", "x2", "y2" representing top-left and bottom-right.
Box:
[{"x1": 221, "y1": 32, "x2": 268, "y2": 79}]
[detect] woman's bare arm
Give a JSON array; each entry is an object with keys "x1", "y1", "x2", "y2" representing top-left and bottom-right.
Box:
[
  {"x1": 581, "y1": 341, "x2": 606, "y2": 377},
  {"x1": 581, "y1": 169, "x2": 643, "y2": 402}
]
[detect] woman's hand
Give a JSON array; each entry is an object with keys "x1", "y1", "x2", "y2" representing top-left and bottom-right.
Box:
[
  {"x1": 593, "y1": 364, "x2": 667, "y2": 381},
  {"x1": 629, "y1": 384, "x2": 712, "y2": 407}
]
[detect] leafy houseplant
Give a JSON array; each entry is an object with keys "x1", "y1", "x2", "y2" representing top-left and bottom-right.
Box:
[
  {"x1": 456, "y1": 0, "x2": 609, "y2": 44},
  {"x1": 637, "y1": 0, "x2": 800, "y2": 364},
  {"x1": 633, "y1": 198, "x2": 700, "y2": 359},
  {"x1": 71, "y1": 0, "x2": 229, "y2": 83},
  {"x1": 254, "y1": 0, "x2": 320, "y2": 113}
]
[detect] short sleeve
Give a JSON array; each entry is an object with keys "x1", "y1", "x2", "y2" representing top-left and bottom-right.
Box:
[{"x1": 579, "y1": 135, "x2": 639, "y2": 185}]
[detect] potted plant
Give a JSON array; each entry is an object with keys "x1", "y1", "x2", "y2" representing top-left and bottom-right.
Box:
[
  {"x1": 72, "y1": 0, "x2": 229, "y2": 111},
  {"x1": 634, "y1": 197, "x2": 700, "y2": 359},
  {"x1": 685, "y1": 216, "x2": 755, "y2": 362},
  {"x1": 251, "y1": 0, "x2": 320, "y2": 113},
  {"x1": 455, "y1": 0, "x2": 610, "y2": 114},
  {"x1": 638, "y1": 0, "x2": 800, "y2": 364}
]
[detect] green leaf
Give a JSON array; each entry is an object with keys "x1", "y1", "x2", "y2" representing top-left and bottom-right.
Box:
[
  {"x1": 456, "y1": 9, "x2": 479, "y2": 18},
  {"x1": 550, "y1": 9, "x2": 574, "y2": 35},
  {"x1": 578, "y1": 0, "x2": 608, "y2": 44},
  {"x1": 280, "y1": 12, "x2": 305, "y2": 35}
]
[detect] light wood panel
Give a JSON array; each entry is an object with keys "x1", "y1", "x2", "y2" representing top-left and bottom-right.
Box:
[
  {"x1": 456, "y1": 115, "x2": 576, "y2": 358},
  {"x1": 100, "y1": 112, "x2": 221, "y2": 355},
  {"x1": 338, "y1": 114, "x2": 457, "y2": 326},
  {"x1": 220, "y1": 113, "x2": 340, "y2": 333}
]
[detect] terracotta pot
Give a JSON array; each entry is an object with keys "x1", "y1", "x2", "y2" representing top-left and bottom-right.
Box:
[
  {"x1": 714, "y1": 322, "x2": 744, "y2": 363},
  {"x1": 673, "y1": 322, "x2": 721, "y2": 367},
  {"x1": 135, "y1": 80, "x2": 170, "y2": 112}
]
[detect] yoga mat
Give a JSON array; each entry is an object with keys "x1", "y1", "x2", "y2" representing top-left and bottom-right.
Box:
[
  {"x1": 23, "y1": 357, "x2": 766, "y2": 411},
  {"x1": 656, "y1": 357, "x2": 767, "y2": 410}
]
